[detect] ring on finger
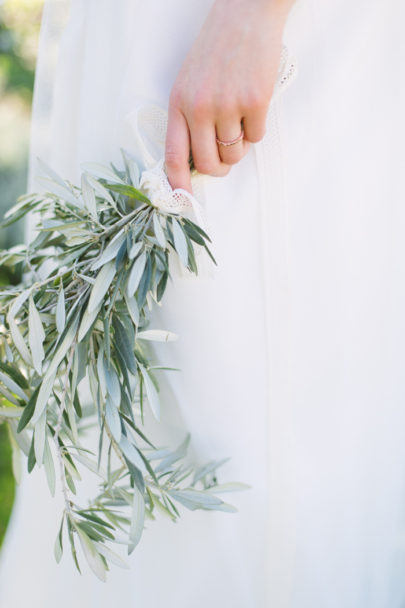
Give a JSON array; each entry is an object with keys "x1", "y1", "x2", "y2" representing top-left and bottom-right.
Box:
[{"x1": 216, "y1": 127, "x2": 244, "y2": 147}]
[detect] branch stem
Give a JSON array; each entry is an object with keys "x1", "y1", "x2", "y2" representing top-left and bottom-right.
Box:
[{"x1": 54, "y1": 340, "x2": 77, "y2": 515}]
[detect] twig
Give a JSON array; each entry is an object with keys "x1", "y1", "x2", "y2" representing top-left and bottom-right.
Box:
[{"x1": 53, "y1": 340, "x2": 77, "y2": 515}]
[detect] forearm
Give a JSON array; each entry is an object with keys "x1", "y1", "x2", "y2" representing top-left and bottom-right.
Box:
[
  {"x1": 268, "y1": 0, "x2": 295, "y2": 25},
  {"x1": 210, "y1": 0, "x2": 294, "y2": 39},
  {"x1": 268, "y1": 0, "x2": 296, "y2": 13}
]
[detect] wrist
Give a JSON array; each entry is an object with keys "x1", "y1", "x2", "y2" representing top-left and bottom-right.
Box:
[
  {"x1": 264, "y1": 0, "x2": 295, "y2": 23},
  {"x1": 236, "y1": 0, "x2": 294, "y2": 31}
]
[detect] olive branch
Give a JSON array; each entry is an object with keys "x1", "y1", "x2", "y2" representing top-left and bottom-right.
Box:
[{"x1": 0, "y1": 153, "x2": 248, "y2": 580}]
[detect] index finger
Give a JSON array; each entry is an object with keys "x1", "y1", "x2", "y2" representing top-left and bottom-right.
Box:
[{"x1": 165, "y1": 104, "x2": 192, "y2": 193}]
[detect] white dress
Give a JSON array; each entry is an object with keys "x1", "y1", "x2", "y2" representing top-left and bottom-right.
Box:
[{"x1": 1, "y1": 0, "x2": 405, "y2": 606}]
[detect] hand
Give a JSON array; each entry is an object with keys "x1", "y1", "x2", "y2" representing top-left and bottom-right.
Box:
[{"x1": 165, "y1": 0, "x2": 294, "y2": 192}]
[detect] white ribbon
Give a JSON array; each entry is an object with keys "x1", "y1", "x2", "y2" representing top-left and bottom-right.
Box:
[
  {"x1": 123, "y1": 103, "x2": 212, "y2": 278},
  {"x1": 124, "y1": 104, "x2": 208, "y2": 227}
]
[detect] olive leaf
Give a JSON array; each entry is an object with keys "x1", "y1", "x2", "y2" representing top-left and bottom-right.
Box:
[
  {"x1": 56, "y1": 284, "x2": 66, "y2": 334},
  {"x1": 0, "y1": 157, "x2": 247, "y2": 581},
  {"x1": 28, "y1": 295, "x2": 45, "y2": 375}
]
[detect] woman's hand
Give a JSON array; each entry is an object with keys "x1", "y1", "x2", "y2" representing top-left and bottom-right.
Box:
[{"x1": 165, "y1": 0, "x2": 294, "y2": 191}]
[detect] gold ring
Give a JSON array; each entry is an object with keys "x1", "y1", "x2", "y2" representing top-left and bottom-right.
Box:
[{"x1": 216, "y1": 128, "x2": 244, "y2": 147}]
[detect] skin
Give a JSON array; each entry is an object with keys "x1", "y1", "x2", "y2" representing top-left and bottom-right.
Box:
[{"x1": 165, "y1": 0, "x2": 295, "y2": 192}]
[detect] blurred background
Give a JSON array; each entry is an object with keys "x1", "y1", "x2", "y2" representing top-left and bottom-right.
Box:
[{"x1": 0, "y1": 0, "x2": 44, "y2": 545}]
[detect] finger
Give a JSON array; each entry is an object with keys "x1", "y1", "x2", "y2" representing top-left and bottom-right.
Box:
[
  {"x1": 242, "y1": 105, "x2": 268, "y2": 143},
  {"x1": 189, "y1": 120, "x2": 231, "y2": 177},
  {"x1": 165, "y1": 105, "x2": 192, "y2": 192},
  {"x1": 216, "y1": 116, "x2": 250, "y2": 165}
]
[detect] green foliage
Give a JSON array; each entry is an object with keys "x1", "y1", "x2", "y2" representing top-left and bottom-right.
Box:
[
  {"x1": 0, "y1": 0, "x2": 44, "y2": 101},
  {"x1": 0, "y1": 1, "x2": 44, "y2": 544},
  {"x1": 0, "y1": 425, "x2": 15, "y2": 547},
  {"x1": 0, "y1": 154, "x2": 248, "y2": 579}
]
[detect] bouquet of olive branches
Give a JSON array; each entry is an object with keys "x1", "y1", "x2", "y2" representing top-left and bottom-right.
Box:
[{"x1": 0, "y1": 152, "x2": 247, "y2": 580}]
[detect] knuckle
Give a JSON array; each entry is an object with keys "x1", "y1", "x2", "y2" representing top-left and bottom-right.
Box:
[
  {"x1": 210, "y1": 163, "x2": 232, "y2": 178},
  {"x1": 169, "y1": 86, "x2": 183, "y2": 109},
  {"x1": 243, "y1": 89, "x2": 268, "y2": 111},
  {"x1": 189, "y1": 93, "x2": 212, "y2": 122},
  {"x1": 194, "y1": 159, "x2": 216, "y2": 175},
  {"x1": 165, "y1": 146, "x2": 184, "y2": 171},
  {"x1": 215, "y1": 97, "x2": 236, "y2": 117},
  {"x1": 219, "y1": 164, "x2": 232, "y2": 177},
  {"x1": 222, "y1": 154, "x2": 242, "y2": 166},
  {"x1": 245, "y1": 129, "x2": 266, "y2": 143},
  {"x1": 219, "y1": 148, "x2": 244, "y2": 165}
]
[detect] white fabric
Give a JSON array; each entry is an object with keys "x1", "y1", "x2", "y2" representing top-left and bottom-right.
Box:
[
  {"x1": 1, "y1": 0, "x2": 405, "y2": 606},
  {"x1": 128, "y1": 45, "x2": 296, "y2": 227}
]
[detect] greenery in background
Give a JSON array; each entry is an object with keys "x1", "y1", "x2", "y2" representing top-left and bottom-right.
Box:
[
  {"x1": 0, "y1": 425, "x2": 14, "y2": 544},
  {"x1": 0, "y1": 0, "x2": 43, "y2": 249},
  {"x1": 0, "y1": 0, "x2": 44, "y2": 546},
  {"x1": 0, "y1": 157, "x2": 247, "y2": 579}
]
